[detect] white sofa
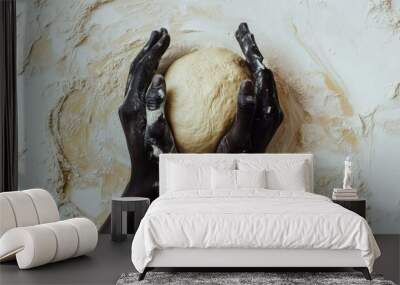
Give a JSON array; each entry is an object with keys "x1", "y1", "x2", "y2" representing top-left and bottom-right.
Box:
[{"x1": 0, "y1": 189, "x2": 98, "y2": 269}]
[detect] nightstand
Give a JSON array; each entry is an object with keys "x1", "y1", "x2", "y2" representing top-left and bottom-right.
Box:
[
  {"x1": 333, "y1": 199, "x2": 366, "y2": 218},
  {"x1": 111, "y1": 197, "x2": 150, "y2": 242}
]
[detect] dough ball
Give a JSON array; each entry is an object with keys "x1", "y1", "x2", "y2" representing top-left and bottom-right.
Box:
[{"x1": 165, "y1": 48, "x2": 250, "y2": 153}]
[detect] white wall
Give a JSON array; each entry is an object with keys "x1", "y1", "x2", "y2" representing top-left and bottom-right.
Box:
[{"x1": 16, "y1": 0, "x2": 400, "y2": 232}]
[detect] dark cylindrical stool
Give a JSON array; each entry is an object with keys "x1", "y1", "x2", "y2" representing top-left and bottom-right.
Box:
[{"x1": 111, "y1": 197, "x2": 150, "y2": 242}]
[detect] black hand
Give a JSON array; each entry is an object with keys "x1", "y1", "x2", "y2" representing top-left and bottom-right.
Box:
[
  {"x1": 235, "y1": 23, "x2": 284, "y2": 152},
  {"x1": 216, "y1": 80, "x2": 256, "y2": 153},
  {"x1": 145, "y1": 74, "x2": 176, "y2": 157}
]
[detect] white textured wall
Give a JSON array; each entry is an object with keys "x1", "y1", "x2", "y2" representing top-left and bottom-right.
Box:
[{"x1": 16, "y1": 0, "x2": 400, "y2": 233}]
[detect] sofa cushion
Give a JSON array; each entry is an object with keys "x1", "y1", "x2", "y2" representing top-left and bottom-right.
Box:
[{"x1": 0, "y1": 218, "x2": 97, "y2": 269}]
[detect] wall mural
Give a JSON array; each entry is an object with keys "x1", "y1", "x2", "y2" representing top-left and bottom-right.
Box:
[
  {"x1": 100, "y1": 23, "x2": 284, "y2": 230},
  {"x1": 119, "y1": 23, "x2": 283, "y2": 200},
  {"x1": 16, "y1": 0, "x2": 400, "y2": 233}
]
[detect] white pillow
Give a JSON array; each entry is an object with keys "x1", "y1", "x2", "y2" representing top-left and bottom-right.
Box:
[
  {"x1": 211, "y1": 168, "x2": 236, "y2": 190},
  {"x1": 236, "y1": 169, "x2": 267, "y2": 189},
  {"x1": 268, "y1": 162, "x2": 306, "y2": 191},
  {"x1": 166, "y1": 159, "x2": 235, "y2": 192},
  {"x1": 211, "y1": 169, "x2": 267, "y2": 190},
  {"x1": 237, "y1": 159, "x2": 308, "y2": 191},
  {"x1": 167, "y1": 162, "x2": 210, "y2": 191}
]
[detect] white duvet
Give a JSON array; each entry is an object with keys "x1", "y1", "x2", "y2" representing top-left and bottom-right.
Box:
[{"x1": 131, "y1": 190, "x2": 380, "y2": 273}]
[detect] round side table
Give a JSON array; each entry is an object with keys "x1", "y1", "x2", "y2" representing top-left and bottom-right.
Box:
[{"x1": 111, "y1": 197, "x2": 150, "y2": 242}]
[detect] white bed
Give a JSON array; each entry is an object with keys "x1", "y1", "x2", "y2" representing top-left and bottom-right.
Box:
[{"x1": 131, "y1": 153, "x2": 380, "y2": 280}]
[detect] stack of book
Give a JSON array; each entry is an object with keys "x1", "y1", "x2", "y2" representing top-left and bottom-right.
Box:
[{"x1": 332, "y1": 188, "x2": 359, "y2": 200}]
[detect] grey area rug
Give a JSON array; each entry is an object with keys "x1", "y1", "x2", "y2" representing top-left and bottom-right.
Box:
[{"x1": 116, "y1": 272, "x2": 396, "y2": 285}]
